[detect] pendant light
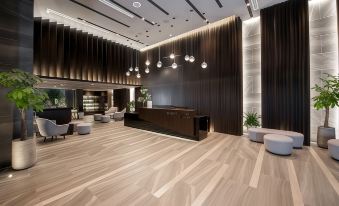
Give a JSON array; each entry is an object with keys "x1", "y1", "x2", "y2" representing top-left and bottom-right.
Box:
[
  {"x1": 170, "y1": 42, "x2": 175, "y2": 59},
  {"x1": 136, "y1": 73, "x2": 141, "y2": 78},
  {"x1": 184, "y1": 38, "x2": 189, "y2": 61},
  {"x1": 157, "y1": 46, "x2": 162, "y2": 68},
  {"x1": 126, "y1": 71, "x2": 131, "y2": 76},
  {"x1": 145, "y1": 51, "x2": 150, "y2": 66},
  {"x1": 201, "y1": 32, "x2": 208, "y2": 69},
  {"x1": 135, "y1": 51, "x2": 139, "y2": 72},
  {"x1": 172, "y1": 57, "x2": 177, "y2": 69},
  {"x1": 127, "y1": 49, "x2": 133, "y2": 76},
  {"x1": 145, "y1": 67, "x2": 150, "y2": 73},
  {"x1": 189, "y1": 36, "x2": 195, "y2": 63}
]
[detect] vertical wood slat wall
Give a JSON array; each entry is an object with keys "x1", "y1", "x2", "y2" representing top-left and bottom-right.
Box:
[{"x1": 33, "y1": 18, "x2": 140, "y2": 86}]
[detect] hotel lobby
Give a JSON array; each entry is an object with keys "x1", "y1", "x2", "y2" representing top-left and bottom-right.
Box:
[{"x1": 0, "y1": 0, "x2": 338, "y2": 205}]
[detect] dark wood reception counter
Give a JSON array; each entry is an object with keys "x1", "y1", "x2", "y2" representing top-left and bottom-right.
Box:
[{"x1": 124, "y1": 107, "x2": 209, "y2": 141}]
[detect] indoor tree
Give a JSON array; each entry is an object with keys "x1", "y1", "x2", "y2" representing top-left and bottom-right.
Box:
[
  {"x1": 312, "y1": 74, "x2": 339, "y2": 128},
  {"x1": 0, "y1": 69, "x2": 48, "y2": 140}
]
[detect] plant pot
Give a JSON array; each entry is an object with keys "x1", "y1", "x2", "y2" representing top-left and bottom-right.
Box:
[
  {"x1": 12, "y1": 137, "x2": 37, "y2": 170},
  {"x1": 147, "y1": 101, "x2": 152, "y2": 108},
  {"x1": 317, "y1": 126, "x2": 335, "y2": 149}
]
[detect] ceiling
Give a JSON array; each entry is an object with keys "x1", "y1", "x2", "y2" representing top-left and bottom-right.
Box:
[
  {"x1": 36, "y1": 78, "x2": 135, "y2": 91},
  {"x1": 34, "y1": 0, "x2": 286, "y2": 50}
]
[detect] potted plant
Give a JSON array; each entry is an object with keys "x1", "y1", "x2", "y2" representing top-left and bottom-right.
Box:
[
  {"x1": 127, "y1": 100, "x2": 135, "y2": 112},
  {"x1": 0, "y1": 69, "x2": 47, "y2": 169},
  {"x1": 243, "y1": 111, "x2": 261, "y2": 131},
  {"x1": 312, "y1": 74, "x2": 339, "y2": 148},
  {"x1": 137, "y1": 87, "x2": 152, "y2": 108}
]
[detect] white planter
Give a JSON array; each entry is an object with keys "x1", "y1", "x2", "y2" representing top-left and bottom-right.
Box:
[
  {"x1": 12, "y1": 137, "x2": 37, "y2": 170},
  {"x1": 147, "y1": 101, "x2": 153, "y2": 108}
]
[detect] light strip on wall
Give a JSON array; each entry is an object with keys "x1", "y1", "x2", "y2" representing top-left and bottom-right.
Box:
[
  {"x1": 46, "y1": 8, "x2": 110, "y2": 34},
  {"x1": 250, "y1": 0, "x2": 259, "y2": 10},
  {"x1": 98, "y1": 0, "x2": 134, "y2": 18}
]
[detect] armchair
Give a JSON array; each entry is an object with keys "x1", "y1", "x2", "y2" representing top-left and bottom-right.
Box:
[
  {"x1": 113, "y1": 108, "x2": 126, "y2": 121},
  {"x1": 36, "y1": 118, "x2": 69, "y2": 142},
  {"x1": 105, "y1": 107, "x2": 118, "y2": 118}
]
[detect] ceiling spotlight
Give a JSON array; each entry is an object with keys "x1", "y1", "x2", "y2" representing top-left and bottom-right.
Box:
[
  {"x1": 201, "y1": 62, "x2": 208, "y2": 69},
  {"x1": 133, "y1": 2, "x2": 141, "y2": 8},
  {"x1": 145, "y1": 59, "x2": 150, "y2": 66},
  {"x1": 170, "y1": 53, "x2": 175, "y2": 59},
  {"x1": 136, "y1": 73, "x2": 141, "y2": 78},
  {"x1": 169, "y1": 34, "x2": 173, "y2": 37},
  {"x1": 184, "y1": 55, "x2": 190, "y2": 61},
  {"x1": 126, "y1": 71, "x2": 131, "y2": 76},
  {"x1": 98, "y1": 0, "x2": 134, "y2": 18},
  {"x1": 145, "y1": 67, "x2": 150, "y2": 73},
  {"x1": 129, "y1": 67, "x2": 133, "y2": 71},
  {"x1": 157, "y1": 61, "x2": 162, "y2": 68},
  {"x1": 141, "y1": 17, "x2": 145, "y2": 21},
  {"x1": 172, "y1": 62, "x2": 178, "y2": 69},
  {"x1": 189, "y1": 56, "x2": 195, "y2": 63},
  {"x1": 135, "y1": 67, "x2": 139, "y2": 72}
]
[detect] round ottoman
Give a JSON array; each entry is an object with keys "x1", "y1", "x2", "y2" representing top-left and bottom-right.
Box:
[
  {"x1": 94, "y1": 114, "x2": 102, "y2": 121},
  {"x1": 264, "y1": 134, "x2": 293, "y2": 156},
  {"x1": 101, "y1": 115, "x2": 110, "y2": 123},
  {"x1": 328, "y1": 139, "x2": 339, "y2": 160},
  {"x1": 77, "y1": 123, "x2": 92, "y2": 135}
]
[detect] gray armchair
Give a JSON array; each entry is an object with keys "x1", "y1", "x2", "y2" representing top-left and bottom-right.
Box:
[
  {"x1": 36, "y1": 118, "x2": 69, "y2": 142},
  {"x1": 105, "y1": 107, "x2": 118, "y2": 118},
  {"x1": 113, "y1": 108, "x2": 126, "y2": 121}
]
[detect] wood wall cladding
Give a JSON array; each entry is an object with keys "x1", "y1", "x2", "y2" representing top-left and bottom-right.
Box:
[
  {"x1": 261, "y1": 0, "x2": 310, "y2": 145},
  {"x1": 33, "y1": 18, "x2": 141, "y2": 86},
  {"x1": 0, "y1": 0, "x2": 34, "y2": 168},
  {"x1": 140, "y1": 16, "x2": 243, "y2": 135}
]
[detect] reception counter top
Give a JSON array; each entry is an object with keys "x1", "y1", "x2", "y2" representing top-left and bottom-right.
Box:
[{"x1": 124, "y1": 107, "x2": 209, "y2": 141}]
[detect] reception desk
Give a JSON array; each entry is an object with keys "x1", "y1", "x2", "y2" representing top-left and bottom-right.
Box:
[{"x1": 124, "y1": 107, "x2": 209, "y2": 141}]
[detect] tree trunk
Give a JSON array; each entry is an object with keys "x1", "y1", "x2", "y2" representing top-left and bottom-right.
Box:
[
  {"x1": 20, "y1": 109, "x2": 27, "y2": 141},
  {"x1": 324, "y1": 107, "x2": 329, "y2": 128}
]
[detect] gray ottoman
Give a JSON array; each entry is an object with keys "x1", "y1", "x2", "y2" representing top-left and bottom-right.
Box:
[
  {"x1": 77, "y1": 123, "x2": 92, "y2": 135},
  {"x1": 101, "y1": 115, "x2": 110, "y2": 123},
  {"x1": 328, "y1": 139, "x2": 339, "y2": 160},
  {"x1": 264, "y1": 134, "x2": 293, "y2": 155},
  {"x1": 94, "y1": 114, "x2": 102, "y2": 121}
]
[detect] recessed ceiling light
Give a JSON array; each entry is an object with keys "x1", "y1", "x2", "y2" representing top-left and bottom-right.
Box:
[
  {"x1": 247, "y1": 3, "x2": 250, "y2": 6},
  {"x1": 169, "y1": 34, "x2": 172, "y2": 37},
  {"x1": 133, "y1": 2, "x2": 141, "y2": 8},
  {"x1": 141, "y1": 17, "x2": 145, "y2": 21}
]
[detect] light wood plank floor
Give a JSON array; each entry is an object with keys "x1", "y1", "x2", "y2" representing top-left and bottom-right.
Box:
[{"x1": 0, "y1": 121, "x2": 338, "y2": 206}]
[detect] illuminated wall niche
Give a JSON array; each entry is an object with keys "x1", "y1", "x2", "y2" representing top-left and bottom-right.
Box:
[
  {"x1": 242, "y1": 17, "x2": 261, "y2": 133},
  {"x1": 309, "y1": 0, "x2": 339, "y2": 141}
]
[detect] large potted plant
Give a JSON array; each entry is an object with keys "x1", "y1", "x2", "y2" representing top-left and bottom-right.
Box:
[
  {"x1": 137, "y1": 87, "x2": 152, "y2": 108},
  {"x1": 0, "y1": 69, "x2": 47, "y2": 169},
  {"x1": 312, "y1": 74, "x2": 339, "y2": 148},
  {"x1": 127, "y1": 100, "x2": 135, "y2": 112},
  {"x1": 243, "y1": 111, "x2": 261, "y2": 131}
]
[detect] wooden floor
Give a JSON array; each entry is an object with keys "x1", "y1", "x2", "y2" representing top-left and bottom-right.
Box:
[{"x1": 0, "y1": 121, "x2": 338, "y2": 206}]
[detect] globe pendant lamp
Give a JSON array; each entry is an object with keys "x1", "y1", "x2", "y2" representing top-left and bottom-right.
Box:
[
  {"x1": 184, "y1": 55, "x2": 190, "y2": 61},
  {"x1": 135, "y1": 67, "x2": 139, "y2": 72},
  {"x1": 189, "y1": 56, "x2": 195, "y2": 62},
  {"x1": 136, "y1": 73, "x2": 141, "y2": 78},
  {"x1": 170, "y1": 53, "x2": 175, "y2": 59},
  {"x1": 157, "y1": 46, "x2": 162, "y2": 68},
  {"x1": 129, "y1": 67, "x2": 133, "y2": 72},
  {"x1": 172, "y1": 62, "x2": 178, "y2": 69},
  {"x1": 201, "y1": 61, "x2": 207, "y2": 69},
  {"x1": 145, "y1": 67, "x2": 150, "y2": 73},
  {"x1": 126, "y1": 71, "x2": 130, "y2": 76}
]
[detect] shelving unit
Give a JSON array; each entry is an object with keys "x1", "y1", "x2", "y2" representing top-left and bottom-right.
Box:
[{"x1": 83, "y1": 91, "x2": 108, "y2": 115}]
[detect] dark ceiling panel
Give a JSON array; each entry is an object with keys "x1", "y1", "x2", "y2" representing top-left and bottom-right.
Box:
[
  {"x1": 109, "y1": 0, "x2": 155, "y2": 26},
  {"x1": 77, "y1": 18, "x2": 142, "y2": 44},
  {"x1": 244, "y1": 0, "x2": 253, "y2": 17},
  {"x1": 184, "y1": 0, "x2": 207, "y2": 21},
  {"x1": 215, "y1": 0, "x2": 223, "y2": 8},
  {"x1": 146, "y1": 0, "x2": 170, "y2": 15},
  {"x1": 69, "y1": 0, "x2": 130, "y2": 28}
]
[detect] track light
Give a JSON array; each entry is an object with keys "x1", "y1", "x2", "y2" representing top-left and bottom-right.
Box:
[{"x1": 98, "y1": 0, "x2": 134, "y2": 18}]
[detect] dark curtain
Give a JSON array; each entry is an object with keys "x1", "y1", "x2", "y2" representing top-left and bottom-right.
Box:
[
  {"x1": 141, "y1": 16, "x2": 243, "y2": 135},
  {"x1": 33, "y1": 18, "x2": 140, "y2": 86},
  {"x1": 261, "y1": 0, "x2": 310, "y2": 145}
]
